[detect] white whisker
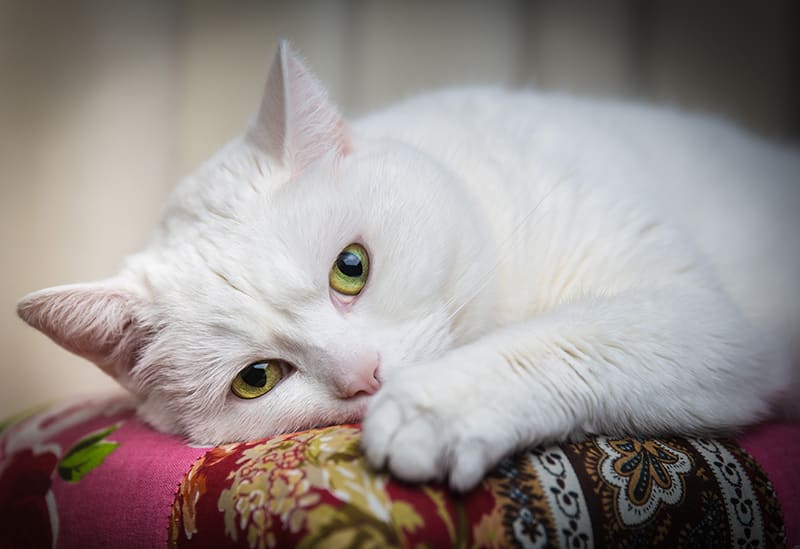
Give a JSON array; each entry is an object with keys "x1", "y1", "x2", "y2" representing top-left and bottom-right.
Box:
[
  {"x1": 441, "y1": 173, "x2": 573, "y2": 324},
  {"x1": 445, "y1": 208, "x2": 555, "y2": 325}
]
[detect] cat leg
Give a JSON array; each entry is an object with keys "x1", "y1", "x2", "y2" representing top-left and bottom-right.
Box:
[{"x1": 361, "y1": 284, "x2": 786, "y2": 491}]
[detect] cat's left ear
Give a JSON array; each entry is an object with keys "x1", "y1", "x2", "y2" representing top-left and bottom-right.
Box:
[
  {"x1": 17, "y1": 281, "x2": 152, "y2": 386},
  {"x1": 246, "y1": 40, "x2": 350, "y2": 176}
]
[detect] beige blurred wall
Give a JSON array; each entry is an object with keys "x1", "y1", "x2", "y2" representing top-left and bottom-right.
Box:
[{"x1": 1, "y1": 0, "x2": 797, "y2": 417}]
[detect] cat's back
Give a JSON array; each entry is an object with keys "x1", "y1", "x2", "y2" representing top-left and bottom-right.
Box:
[{"x1": 355, "y1": 87, "x2": 800, "y2": 342}]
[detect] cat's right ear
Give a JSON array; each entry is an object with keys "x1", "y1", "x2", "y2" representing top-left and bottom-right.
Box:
[
  {"x1": 17, "y1": 281, "x2": 151, "y2": 385},
  {"x1": 246, "y1": 40, "x2": 350, "y2": 176}
]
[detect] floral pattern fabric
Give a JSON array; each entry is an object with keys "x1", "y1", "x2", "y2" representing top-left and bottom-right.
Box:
[
  {"x1": 0, "y1": 398, "x2": 789, "y2": 548},
  {"x1": 168, "y1": 426, "x2": 496, "y2": 548},
  {"x1": 170, "y1": 427, "x2": 786, "y2": 548}
]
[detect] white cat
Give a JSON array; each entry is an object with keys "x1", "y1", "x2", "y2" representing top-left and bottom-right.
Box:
[{"x1": 18, "y1": 42, "x2": 799, "y2": 491}]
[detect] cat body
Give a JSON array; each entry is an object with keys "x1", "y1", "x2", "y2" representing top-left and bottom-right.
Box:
[{"x1": 19, "y1": 42, "x2": 799, "y2": 490}]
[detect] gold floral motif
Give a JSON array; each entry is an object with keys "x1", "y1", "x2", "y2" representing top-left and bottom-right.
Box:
[
  {"x1": 218, "y1": 426, "x2": 432, "y2": 548},
  {"x1": 170, "y1": 444, "x2": 239, "y2": 544},
  {"x1": 195, "y1": 446, "x2": 236, "y2": 529},
  {"x1": 219, "y1": 436, "x2": 320, "y2": 548}
]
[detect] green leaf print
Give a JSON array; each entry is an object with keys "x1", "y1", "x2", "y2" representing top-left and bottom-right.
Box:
[{"x1": 57, "y1": 424, "x2": 121, "y2": 483}]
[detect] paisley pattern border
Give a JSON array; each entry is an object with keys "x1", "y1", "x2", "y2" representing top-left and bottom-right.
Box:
[
  {"x1": 689, "y1": 438, "x2": 765, "y2": 547},
  {"x1": 529, "y1": 446, "x2": 593, "y2": 548}
]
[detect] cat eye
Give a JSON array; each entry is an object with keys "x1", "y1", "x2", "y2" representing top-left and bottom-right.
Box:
[
  {"x1": 231, "y1": 360, "x2": 284, "y2": 399},
  {"x1": 329, "y1": 243, "x2": 370, "y2": 296}
]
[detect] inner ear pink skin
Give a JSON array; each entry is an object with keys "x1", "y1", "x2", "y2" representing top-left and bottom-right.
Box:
[
  {"x1": 247, "y1": 40, "x2": 351, "y2": 178},
  {"x1": 16, "y1": 283, "x2": 148, "y2": 382}
]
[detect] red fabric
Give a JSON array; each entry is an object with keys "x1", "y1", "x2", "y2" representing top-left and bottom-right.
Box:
[
  {"x1": 738, "y1": 421, "x2": 800, "y2": 546},
  {"x1": 169, "y1": 427, "x2": 500, "y2": 548},
  {"x1": 0, "y1": 395, "x2": 207, "y2": 549},
  {"x1": 0, "y1": 448, "x2": 58, "y2": 548},
  {"x1": 51, "y1": 417, "x2": 206, "y2": 548}
]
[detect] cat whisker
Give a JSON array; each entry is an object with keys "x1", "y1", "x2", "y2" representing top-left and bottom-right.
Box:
[
  {"x1": 445, "y1": 209, "x2": 555, "y2": 327},
  {"x1": 441, "y1": 174, "x2": 572, "y2": 325}
]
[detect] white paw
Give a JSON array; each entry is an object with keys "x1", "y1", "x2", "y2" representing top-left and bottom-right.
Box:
[{"x1": 361, "y1": 368, "x2": 508, "y2": 492}]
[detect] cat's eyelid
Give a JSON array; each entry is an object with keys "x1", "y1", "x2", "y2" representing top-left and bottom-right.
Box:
[
  {"x1": 328, "y1": 238, "x2": 371, "y2": 269},
  {"x1": 330, "y1": 288, "x2": 358, "y2": 311},
  {"x1": 234, "y1": 358, "x2": 294, "y2": 379},
  {"x1": 253, "y1": 358, "x2": 294, "y2": 375}
]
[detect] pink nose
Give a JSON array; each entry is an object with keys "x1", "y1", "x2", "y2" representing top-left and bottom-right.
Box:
[{"x1": 333, "y1": 353, "x2": 381, "y2": 398}]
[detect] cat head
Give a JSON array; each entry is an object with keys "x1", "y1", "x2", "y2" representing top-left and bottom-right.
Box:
[{"x1": 17, "y1": 41, "x2": 494, "y2": 444}]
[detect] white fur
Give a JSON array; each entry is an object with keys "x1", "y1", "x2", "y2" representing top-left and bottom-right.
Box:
[{"x1": 19, "y1": 44, "x2": 800, "y2": 491}]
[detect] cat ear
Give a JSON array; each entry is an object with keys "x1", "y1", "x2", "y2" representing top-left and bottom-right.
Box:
[
  {"x1": 246, "y1": 40, "x2": 350, "y2": 175},
  {"x1": 17, "y1": 281, "x2": 151, "y2": 383}
]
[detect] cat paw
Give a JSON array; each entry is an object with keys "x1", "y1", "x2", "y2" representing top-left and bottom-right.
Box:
[{"x1": 361, "y1": 369, "x2": 507, "y2": 492}]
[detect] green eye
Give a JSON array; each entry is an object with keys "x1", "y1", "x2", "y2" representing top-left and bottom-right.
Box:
[
  {"x1": 231, "y1": 361, "x2": 283, "y2": 399},
  {"x1": 330, "y1": 243, "x2": 370, "y2": 296}
]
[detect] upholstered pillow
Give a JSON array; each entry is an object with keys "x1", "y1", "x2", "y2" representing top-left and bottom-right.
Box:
[{"x1": 1, "y1": 394, "x2": 795, "y2": 547}]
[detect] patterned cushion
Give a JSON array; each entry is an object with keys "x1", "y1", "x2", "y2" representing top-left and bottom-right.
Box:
[{"x1": 0, "y1": 394, "x2": 793, "y2": 548}]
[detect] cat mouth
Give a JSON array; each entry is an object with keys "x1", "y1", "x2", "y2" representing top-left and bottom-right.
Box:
[
  {"x1": 306, "y1": 396, "x2": 373, "y2": 432},
  {"x1": 337, "y1": 395, "x2": 372, "y2": 424}
]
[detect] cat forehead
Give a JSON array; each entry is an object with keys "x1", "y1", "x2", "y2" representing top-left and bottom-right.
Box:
[
  {"x1": 161, "y1": 139, "x2": 444, "y2": 234},
  {"x1": 137, "y1": 139, "x2": 457, "y2": 315},
  {"x1": 167, "y1": 235, "x2": 317, "y2": 304},
  {"x1": 266, "y1": 144, "x2": 454, "y2": 230}
]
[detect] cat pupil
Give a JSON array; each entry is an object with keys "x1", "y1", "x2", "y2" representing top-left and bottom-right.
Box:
[
  {"x1": 242, "y1": 363, "x2": 267, "y2": 387},
  {"x1": 337, "y1": 252, "x2": 363, "y2": 277}
]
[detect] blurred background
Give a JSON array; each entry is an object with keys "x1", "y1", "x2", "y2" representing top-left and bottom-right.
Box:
[{"x1": 1, "y1": 1, "x2": 798, "y2": 417}]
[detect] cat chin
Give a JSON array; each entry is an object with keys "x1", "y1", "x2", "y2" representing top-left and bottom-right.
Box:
[
  {"x1": 324, "y1": 394, "x2": 372, "y2": 426},
  {"x1": 139, "y1": 393, "x2": 374, "y2": 446},
  {"x1": 252, "y1": 395, "x2": 373, "y2": 441}
]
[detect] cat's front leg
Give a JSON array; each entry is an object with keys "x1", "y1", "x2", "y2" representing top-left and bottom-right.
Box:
[
  {"x1": 361, "y1": 339, "x2": 579, "y2": 491},
  {"x1": 362, "y1": 286, "x2": 785, "y2": 491}
]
